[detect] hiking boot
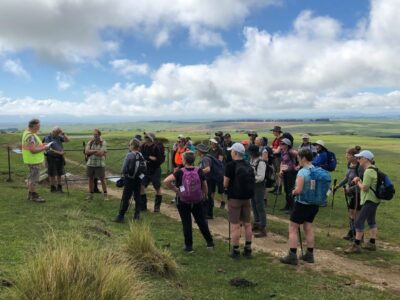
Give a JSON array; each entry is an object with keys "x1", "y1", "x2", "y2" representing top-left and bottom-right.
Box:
[
  {"x1": 154, "y1": 196, "x2": 162, "y2": 213},
  {"x1": 242, "y1": 247, "x2": 252, "y2": 258},
  {"x1": 206, "y1": 242, "x2": 215, "y2": 250},
  {"x1": 343, "y1": 229, "x2": 354, "y2": 241},
  {"x1": 229, "y1": 250, "x2": 240, "y2": 260},
  {"x1": 220, "y1": 201, "x2": 226, "y2": 209},
  {"x1": 50, "y1": 185, "x2": 57, "y2": 193},
  {"x1": 85, "y1": 193, "x2": 93, "y2": 200},
  {"x1": 280, "y1": 251, "x2": 298, "y2": 265},
  {"x1": 300, "y1": 251, "x2": 315, "y2": 263},
  {"x1": 31, "y1": 193, "x2": 46, "y2": 203},
  {"x1": 184, "y1": 246, "x2": 194, "y2": 253},
  {"x1": 254, "y1": 228, "x2": 267, "y2": 238},
  {"x1": 133, "y1": 211, "x2": 140, "y2": 220},
  {"x1": 344, "y1": 243, "x2": 361, "y2": 254},
  {"x1": 57, "y1": 184, "x2": 63, "y2": 193},
  {"x1": 363, "y1": 242, "x2": 377, "y2": 251},
  {"x1": 112, "y1": 215, "x2": 124, "y2": 223}
]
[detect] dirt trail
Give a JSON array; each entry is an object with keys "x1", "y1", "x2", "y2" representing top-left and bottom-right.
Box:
[{"x1": 64, "y1": 158, "x2": 400, "y2": 293}]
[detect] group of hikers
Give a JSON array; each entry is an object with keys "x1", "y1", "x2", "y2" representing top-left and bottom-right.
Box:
[{"x1": 21, "y1": 118, "x2": 395, "y2": 265}]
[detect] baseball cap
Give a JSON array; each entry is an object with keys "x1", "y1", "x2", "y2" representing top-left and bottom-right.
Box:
[
  {"x1": 241, "y1": 140, "x2": 249, "y2": 145},
  {"x1": 355, "y1": 150, "x2": 374, "y2": 161},
  {"x1": 228, "y1": 142, "x2": 245, "y2": 154},
  {"x1": 280, "y1": 138, "x2": 292, "y2": 146}
]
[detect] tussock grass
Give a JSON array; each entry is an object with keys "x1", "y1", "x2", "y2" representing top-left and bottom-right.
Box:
[
  {"x1": 124, "y1": 223, "x2": 177, "y2": 276},
  {"x1": 3, "y1": 234, "x2": 148, "y2": 300}
]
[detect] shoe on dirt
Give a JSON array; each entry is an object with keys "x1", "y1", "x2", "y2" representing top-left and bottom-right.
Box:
[
  {"x1": 300, "y1": 251, "x2": 315, "y2": 263},
  {"x1": 363, "y1": 242, "x2": 377, "y2": 251},
  {"x1": 254, "y1": 228, "x2": 267, "y2": 238},
  {"x1": 344, "y1": 243, "x2": 361, "y2": 254},
  {"x1": 280, "y1": 251, "x2": 298, "y2": 265},
  {"x1": 242, "y1": 247, "x2": 252, "y2": 258}
]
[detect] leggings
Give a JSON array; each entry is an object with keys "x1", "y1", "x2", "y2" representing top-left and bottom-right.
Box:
[{"x1": 355, "y1": 201, "x2": 379, "y2": 232}]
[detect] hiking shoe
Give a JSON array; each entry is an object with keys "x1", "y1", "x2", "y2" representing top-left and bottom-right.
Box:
[
  {"x1": 184, "y1": 246, "x2": 194, "y2": 253},
  {"x1": 300, "y1": 251, "x2": 315, "y2": 263},
  {"x1": 220, "y1": 201, "x2": 226, "y2": 209},
  {"x1": 343, "y1": 230, "x2": 354, "y2": 241},
  {"x1": 31, "y1": 193, "x2": 45, "y2": 203},
  {"x1": 280, "y1": 251, "x2": 298, "y2": 265},
  {"x1": 112, "y1": 215, "x2": 124, "y2": 223},
  {"x1": 133, "y1": 211, "x2": 140, "y2": 220},
  {"x1": 242, "y1": 247, "x2": 252, "y2": 258},
  {"x1": 344, "y1": 244, "x2": 361, "y2": 254},
  {"x1": 363, "y1": 242, "x2": 377, "y2": 251},
  {"x1": 57, "y1": 184, "x2": 64, "y2": 193},
  {"x1": 229, "y1": 250, "x2": 240, "y2": 260},
  {"x1": 254, "y1": 228, "x2": 267, "y2": 238},
  {"x1": 50, "y1": 185, "x2": 57, "y2": 193},
  {"x1": 206, "y1": 242, "x2": 215, "y2": 250}
]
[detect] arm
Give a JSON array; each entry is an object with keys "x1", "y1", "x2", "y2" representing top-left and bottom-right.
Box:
[
  {"x1": 353, "y1": 169, "x2": 374, "y2": 193},
  {"x1": 163, "y1": 174, "x2": 179, "y2": 193},
  {"x1": 292, "y1": 175, "x2": 305, "y2": 196},
  {"x1": 224, "y1": 176, "x2": 230, "y2": 189},
  {"x1": 255, "y1": 161, "x2": 266, "y2": 183},
  {"x1": 202, "y1": 180, "x2": 208, "y2": 200},
  {"x1": 25, "y1": 135, "x2": 47, "y2": 153},
  {"x1": 62, "y1": 133, "x2": 70, "y2": 143}
]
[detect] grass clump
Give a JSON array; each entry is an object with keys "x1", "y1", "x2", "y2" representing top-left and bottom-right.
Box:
[
  {"x1": 3, "y1": 234, "x2": 148, "y2": 300},
  {"x1": 124, "y1": 223, "x2": 177, "y2": 277}
]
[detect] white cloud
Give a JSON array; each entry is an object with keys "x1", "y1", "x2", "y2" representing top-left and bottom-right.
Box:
[
  {"x1": 0, "y1": 0, "x2": 277, "y2": 63},
  {"x1": 110, "y1": 59, "x2": 150, "y2": 78},
  {"x1": 56, "y1": 72, "x2": 73, "y2": 91},
  {"x1": 3, "y1": 59, "x2": 30, "y2": 80},
  {"x1": 1, "y1": 0, "x2": 400, "y2": 118}
]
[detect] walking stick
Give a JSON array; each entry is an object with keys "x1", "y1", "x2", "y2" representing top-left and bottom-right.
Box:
[
  {"x1": 272, "y1": 181, "x2": 281, "y2": 215},
  {"x1": 327, "y1": 179, "x2": 337, "y2": 237},
  {"x1": 298, "y1": 227, "x2": 304, "y2": 257},
  {"x1": 64, "y1": 174, "x2": 70, "y2": 196}
]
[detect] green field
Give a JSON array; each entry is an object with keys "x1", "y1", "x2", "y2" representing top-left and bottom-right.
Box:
[{"x1": 0, "y1": 120, "x2": 399, "y2": 299}]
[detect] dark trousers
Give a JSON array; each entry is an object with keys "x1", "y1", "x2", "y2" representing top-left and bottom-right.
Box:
[
  {"x1": 119, "y1": 177, "x2": 142, "y2": 216},
  {"x1": 177, "y1": 200, "x2": 213, "y2": 247},
  {"x1": 283, "y1": 170, "x2": 297, "y2": 209}
]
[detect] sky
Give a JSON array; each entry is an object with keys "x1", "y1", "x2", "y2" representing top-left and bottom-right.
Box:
[{"x1": 0, "y1": 0, "x2": 400, "y2": 122}]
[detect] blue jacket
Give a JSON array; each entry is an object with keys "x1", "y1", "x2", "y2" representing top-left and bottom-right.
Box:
[{"x1": 312, "y1": 150, "x2": 328, "y2": 168}]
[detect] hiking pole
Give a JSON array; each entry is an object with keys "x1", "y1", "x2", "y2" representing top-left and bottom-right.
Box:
[
  {"x1": 298, "y1": 227, "x2": 304, "y2": 257},
  {"x1": 64, "y1": 174, "x2": 70, "y2": 197},
  {"x1": 327, "y1": 179, "x2": 337, "y2": 237},
  {"x1": 272, "y1": 181, "x2": 281, "y2": 215}
]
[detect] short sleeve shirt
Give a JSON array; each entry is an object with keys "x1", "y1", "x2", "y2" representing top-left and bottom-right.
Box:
[
  {"x1": 361, "y1": 168, "x2": 378, "y2": 205},
  {"x1": 174, "y1": 167, "x2": 206, "y2": 187},
  {"x1": 86, "y1": 140, "x2": 107, "y2": 167},
  {"x1": 296, "y1": 165, "x2": 312, "y2": 204},
  {"x1": 225, "y1": 160, "x2": 247, "y2": 199}
]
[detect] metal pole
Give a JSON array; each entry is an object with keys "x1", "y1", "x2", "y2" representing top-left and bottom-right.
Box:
[{"x1": 6, "y1": 146, "x2": 12, "y2": 182}]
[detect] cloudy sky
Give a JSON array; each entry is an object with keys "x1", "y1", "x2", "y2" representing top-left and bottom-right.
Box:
[{"x1": 0, "y1": 0, "x2": 399, "y2": 121}]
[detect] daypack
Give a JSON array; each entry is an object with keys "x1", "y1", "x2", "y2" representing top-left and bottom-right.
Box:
[
  {"x1": 180, "y1": 168, "x2": 203, "y2": 203},
  {"x1": 154, "y1": 141, "x2": 166, "y2": 164},
  {"x1": 206, "y1": 154, "x2": 224, "y2": 181},
  {"x1": 369, "y1": 167, "x2": 395, "y2": 200},
  {"x1": 255, "y1": 159, "x2": 275, "y2": 188},
  {"x1": 233, "y1": 161, "x2": 255, "y2": 199},
  {"x1": 321, "y1": 150, "x2": 337, "y2": 172},
  {"x1": 298, "y1": 167, "x2": 331, "y2": 206},
  {"x1": 127, "y1": 152, "x2": 147, "y2": 179}
]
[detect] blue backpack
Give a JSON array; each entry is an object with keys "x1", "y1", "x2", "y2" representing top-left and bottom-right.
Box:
[
  {"x1": 321, "y1": 151, "x2": 337, "y2": 172},
  {"x1": 206, "y1": 154, "x2": 224, "y2": 181},
  {"x1": 298, "y1": 167, "x2": 331, "y2": 206}
]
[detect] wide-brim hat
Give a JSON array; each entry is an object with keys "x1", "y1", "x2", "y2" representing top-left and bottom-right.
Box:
[
  {"x1": 302, "y1": 133, "x2": 310, "y2": 139},
  {"x1": 313, "y1": 140, "x2": 325, "y2": 148},
  {"x1": 144, "y1": 132, "x2": 154, "y2": 142},
  {"x1": 271, "y1": 126, "x2": 282, "y2": 133},
  {"x1": 196, "y1": 143, "x2": 209, "y2": 153}
]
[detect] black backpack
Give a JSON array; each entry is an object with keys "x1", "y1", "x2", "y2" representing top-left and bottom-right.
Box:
[
  {"x1": 369, "y1": 167, "x2": 395, "y2": 200},
  {"x1": 206, "y1": 154, "x2": 224, "y2": 182},
  {"x1": 127, "y1": 153, "x2": 147, "y2": 179},
  {"x1": 233, "y1": 161, "x2": 255, "y2": 199},
  {"x1": 154, "y1": 141, "x2": 166, "y2": 164},
  {"x1": 256, "y1": 159, "x2": 275, "y2": 188}
]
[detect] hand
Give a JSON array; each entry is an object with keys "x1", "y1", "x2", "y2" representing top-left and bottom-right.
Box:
[
  {"x1": 149, "y1": 155, "x2": 157, "y2": 161},
  {"x1": 352, "y1": 177, "x2": 360, "y2": 184}
]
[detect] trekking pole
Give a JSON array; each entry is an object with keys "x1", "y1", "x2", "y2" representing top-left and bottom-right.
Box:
[
  {"x1": 64, "y1": 174, "x2": 70, "y2": 197},
  {"x1": 6, "y1": 146, "x2": 12, "y2": 182},
  {"x1": 272, "y1": 181, "x2": 281, "y2": 215},
  {"x1": 327, "y1": 179, "x2": 337, "y2": 237},
  {"x1": 298, "y1": 227, "x2": 304, "y2": 257}
]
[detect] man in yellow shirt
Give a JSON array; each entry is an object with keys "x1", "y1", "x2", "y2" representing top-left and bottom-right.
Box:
[{"x1": 21, "y1": 119, "x2": 50, "y2": 202}]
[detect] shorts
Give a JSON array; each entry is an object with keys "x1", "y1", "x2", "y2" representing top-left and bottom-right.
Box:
[
  {"x1": 28, "y1": 164, "x2": 41, "y2": 185},
  {"x1": 228, "y1": 198, "x2": 251, "y2": 224},
  {"x1": 47, "y1": 155, "x2": 65, "y2": 177},
  {"x1": 142, "y1": 167, "x2": 161, "y2": 190},
  {"x1": 290, "y1": 202, "x2": 319, "y2": 224},
  {"x1": 207, "y1": 177, "x2": 224, "y2": 195},
  {"x1": 355, "y1": 201, "x2": 379, "y2": 232},
  {"x1": 86, "y1": 166, "x2": 105, "y2": 178}
]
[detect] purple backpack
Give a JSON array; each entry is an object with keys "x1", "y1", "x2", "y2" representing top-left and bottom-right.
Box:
[{"x1": 180, "y1": 168, "x2": 203, "y2": 203}]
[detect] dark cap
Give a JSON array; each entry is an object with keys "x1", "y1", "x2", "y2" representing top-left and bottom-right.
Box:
[
  {"x1": 270, "y1": 126, "x2": 282, "y2": 133},
  {"x1": 196, "y1": 143, "x2": 209, "y2": 153}
]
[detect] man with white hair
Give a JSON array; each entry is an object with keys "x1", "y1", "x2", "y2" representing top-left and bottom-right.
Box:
[{"x1": 44, "y1": 126, "x2": 70, "y2": 193}]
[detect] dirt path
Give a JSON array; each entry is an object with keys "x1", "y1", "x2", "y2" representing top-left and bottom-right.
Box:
[{"x1": 64, "y1": 158, "x2": 400, "y2": 293}]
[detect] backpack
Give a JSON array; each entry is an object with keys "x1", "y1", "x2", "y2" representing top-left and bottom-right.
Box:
[
  {"x1": 179, "y1": 168, "x2": 203, "y2": 203},
  {"x1": 127, "y1": 152, "x2": 147, "y2": 179},
  {"x1": 255, "y1": 160, "x2": 275, "y2": 188},
  {"x1": 233, "y1": 161, "x2": 255, "y2": 199},
  {"x1": 298, "y1": 167, "x2": 331, "y2": 206},
  {"x1": 206, "y1": 154, "x2": 224, "y2": 181},
  {"x1": 369, "y1": 167, "x2": 395, "y2": 200},
  {"x1": 321, "y1": 150, "x2": 337, "y2": 172},
  {"x1": 154, "y1": 141, "x2": 166, "y2": 164}
]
